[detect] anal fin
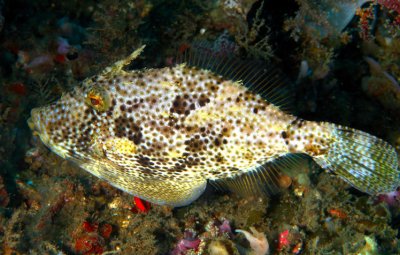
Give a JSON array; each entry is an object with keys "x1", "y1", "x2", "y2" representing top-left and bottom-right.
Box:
[{"x1": 210, "y1": 153, "x2": 310, "y2": 198}]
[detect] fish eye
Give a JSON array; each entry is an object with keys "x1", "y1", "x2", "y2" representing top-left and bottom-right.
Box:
[
  {"x1": 85, "y1": 88, "x2": 110, "y2": 112},
  {"x1": 90, "y1": 97, "x2": 100, "y2": 106}
]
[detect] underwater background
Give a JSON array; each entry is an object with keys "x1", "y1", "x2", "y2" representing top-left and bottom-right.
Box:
[{"x1": 0, "y1": 0, "x2": 400, "y2": 254}]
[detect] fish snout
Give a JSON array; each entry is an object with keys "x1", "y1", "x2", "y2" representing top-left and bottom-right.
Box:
[{"x1": 27, "y1": 108, "x2": 44, "y2": 135}]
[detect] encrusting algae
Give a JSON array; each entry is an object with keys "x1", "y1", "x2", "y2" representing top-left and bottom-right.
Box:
[{"x1": 28, "y1": 45, "x2": 400, "y2": 207}]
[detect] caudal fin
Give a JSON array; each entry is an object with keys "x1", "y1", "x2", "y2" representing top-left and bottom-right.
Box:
[{"x1": 313, "y1": 124, "x2": 400, "y2": 194}]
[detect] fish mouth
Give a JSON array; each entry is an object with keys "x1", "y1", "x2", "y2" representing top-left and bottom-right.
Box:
[
  {"x1": 27, "y1": 107, "x2": 70, "y2": 159},
  {"x1": 28, "y1": 107, "x2": 50, "y2": 145},
  {"x1": 27, "y1": 107, "x2": 43, "y2": 135}
]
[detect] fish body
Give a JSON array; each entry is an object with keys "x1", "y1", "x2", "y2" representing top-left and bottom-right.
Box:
[{"x1": 28, "y1": 46, "x2": 400, "y2": 206}]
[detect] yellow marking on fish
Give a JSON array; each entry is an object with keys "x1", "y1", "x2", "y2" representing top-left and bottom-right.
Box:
[
  {"x1": 167, "y1": 150, "x2": 182, "y2": 158},
  {"x1": 160, "y1": 111, "x2": 170, "y2": 118},
  {"x1": 228, "y1": 105, "x2": 242, "y2": 112},
  {"x1": 104, "y1": 137, "x2": 137, "y2": 154},
  {"x1": 160, "y1": 81, "x2": 175, "y2": 88}
]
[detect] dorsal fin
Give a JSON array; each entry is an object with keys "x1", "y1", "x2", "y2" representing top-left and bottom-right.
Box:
[
  {"x1": 175, "y1": 42, "x2": 294, "y2": 113},
  {"x1": 210, "y1": 153, "x2": 311, "y2": 198},
  {"x1": 102, "y1": 45, "x2": 146, "y2": 76}
]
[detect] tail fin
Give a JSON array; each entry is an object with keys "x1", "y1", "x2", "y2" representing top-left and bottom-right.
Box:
[
  {"x1": 285, "y1": 120, "x2": 400, "y2": 194},
  {"x1": 314, "y1": 124, "x2": 400, "y2": 194}
]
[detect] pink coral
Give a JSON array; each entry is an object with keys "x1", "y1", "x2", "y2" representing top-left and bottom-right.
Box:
[
  {"x1": 57, "y1": 37, "x2": 71, "y2": 55},
  {"x1": 218, "y1": 219, "x2": 232, "y2": 235},
  {"x1": 171, "y1": 230, "x2": 201, "y2": 255},
  {"x1": 376, "y1": 187, "x2": 400, "y2": 207},
  {"x1": 378, "y1": 0, "x2": 400, "y2": 14},
  {"x1": 171, "y1": 239, "x2": 201, "y2": 255}
]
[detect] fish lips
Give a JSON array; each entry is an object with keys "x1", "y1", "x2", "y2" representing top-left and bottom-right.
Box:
[{"x1": 27, "y1": 107, "x2": 43, "y2": 135}]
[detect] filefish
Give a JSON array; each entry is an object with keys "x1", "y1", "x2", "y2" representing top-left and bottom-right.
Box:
[{"x1": 28, "y1": 46, "x2": 400, "y2": 207}]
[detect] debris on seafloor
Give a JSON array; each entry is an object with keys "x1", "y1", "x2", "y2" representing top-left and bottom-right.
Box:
[
  {"x1": 362, "y1": 56, "x2": 400, "y2": 111},
  {"x1": 0, "y1": 176, "x2": 9, "y2": 207},
  {"x1": 73, "y1": 220, "x2": 113, "y2": 255},
  {"x1": 236, "y1": 227, "x2": 269, "y2": 255},
  {"x1": 208, "y1": 239, "x2": 239, "y2": 255},
  {"x1": 284, "y1": 0, "x2": 400, "y2": 80},
  {"x1": 327, "y1": 207, "x2": 348, "y2": 220},
  {"x1": 283, "y1": 0, "x2": 370, "y2": 79}
]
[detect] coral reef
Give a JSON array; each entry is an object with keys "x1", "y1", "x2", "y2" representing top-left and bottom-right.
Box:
[{"x1": 0, "y1": 0, "x2": 400, "y2": 254}]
